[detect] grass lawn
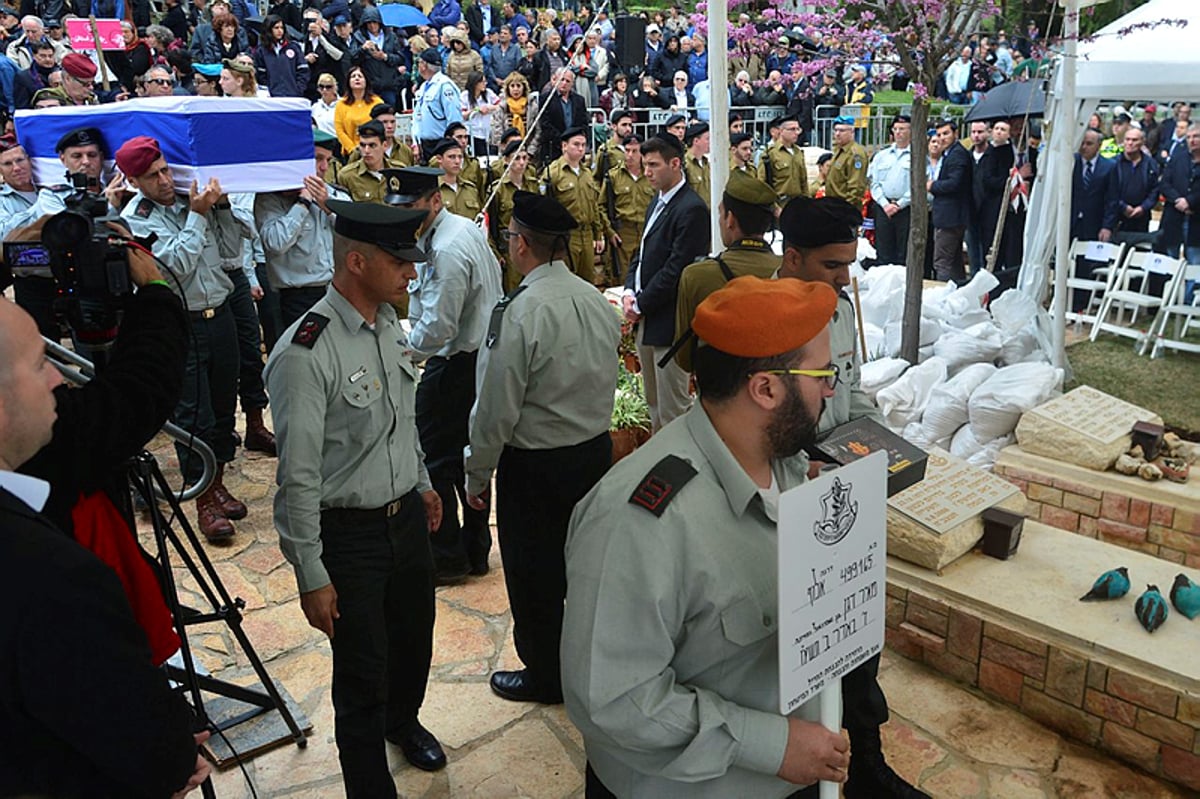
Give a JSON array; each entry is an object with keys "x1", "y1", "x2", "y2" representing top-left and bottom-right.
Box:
[{"x1": 1065, "y1": 336, "x2": 1200, "y2": 436}]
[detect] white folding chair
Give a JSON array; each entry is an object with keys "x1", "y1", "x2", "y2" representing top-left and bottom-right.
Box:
[
  {"x1": 1090, "y1": 251, "x2": 1182, "y2": 345},
  {"x1": 1145, "y1": 262, "x2": 1200, "y2": 358},
  {"x1": 1060, "y1": 240, "x2": 1124, "y2": 329}
]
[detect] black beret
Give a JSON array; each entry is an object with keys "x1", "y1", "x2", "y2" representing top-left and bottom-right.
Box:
[
  {"x1": 779, "y1": 196, "x2": 861, "y2": 249},
  {"x1": 381, "y1": 166, "x2": 443, "y2": 204},
  {"x1": 559, "y1": 126, "x2": 586, "y2": 142},
  {"x1": 500, "y1": 126, "x2": 521, "y2": 141},
  {"x1": 444, "y1": 120, "x2": 467, "y2": 137},
  {"x1": 683, "y1": 121, "x2": 709, "y2": 144},
  {"x1": 502, "y1": 138, "x2": 525, "y2": 157},
  {"x1": 370, "y1": 104, "x2": 396, "y2": 118},
  {"x1": 511, "y1": 190, "x2": 578, "y2": 234},
  {"x1": 327, "y1": 199, "x2": 427, "y2": 261},
  {"x1": 730, "y1": 132, "x2": 754, "y2": 147},
  {"x1": 620, "y1": 133, "x2": 643, "y2": 146},
  {"x1": 56, "y1": 126, "x2": 106, "y2": 154},
  {"x1": 419, "y1": 48, "x2": 442, "y2": 66},
  {"x1": 357, "y1": 120, "x2": 386, "y2": 139},
  {"x1": 816, "y1": 151, "x2": 834, "y2": 166},
  {"x1": 429, "y1": 137, "x2": 462, "y2": 157},
  {"x1": 610, "y1": 108, "x2": 634, "y2": 124},
  {"x1": 892, "y1": 113, "x2": 911, "y2": 125},
  {"x1": 663, "y1": 113, "x2": 687, "y2": 128}
]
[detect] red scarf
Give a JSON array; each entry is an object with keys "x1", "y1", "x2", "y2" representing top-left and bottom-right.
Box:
[{"x1": 71, "y1": 491, "x2": 180, "y2": 666}]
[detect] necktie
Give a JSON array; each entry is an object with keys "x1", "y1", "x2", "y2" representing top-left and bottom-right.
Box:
[{"x1": 1083, "y1": 160, "x2": 1093, "y2": 191}]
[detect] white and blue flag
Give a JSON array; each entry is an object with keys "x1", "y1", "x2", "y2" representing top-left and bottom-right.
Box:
[{"x1": 15, "y1": 96, "x2": 313, "y2": 193}]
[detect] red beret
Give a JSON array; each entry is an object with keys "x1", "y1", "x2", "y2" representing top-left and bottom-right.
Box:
[
  {"x1": 693, "y1": 276, "x2": 838, "y2": 358},
  {"x1": 61, "y1": 52, "x2": 98, "y2": 80},
  {"x1": 115, "y1": 135, "x2": 163, "y2": 178}
]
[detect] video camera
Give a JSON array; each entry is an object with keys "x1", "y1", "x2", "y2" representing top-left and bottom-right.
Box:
[{"x1": 1, "y1": 172, "x2": 136, "y2": 347}]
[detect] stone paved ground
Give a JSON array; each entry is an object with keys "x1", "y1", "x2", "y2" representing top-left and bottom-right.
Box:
[{"x1": 139, "y1": 437, "x2": 1198, "y2": 799}]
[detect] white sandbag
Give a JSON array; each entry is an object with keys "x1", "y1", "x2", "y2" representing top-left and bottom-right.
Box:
[
  {"x1": 999, "y1": 324, "x2": 1040, "y2": 366},
  {"x1": 925, "y1": 270, "x2": 1001, "y2": 323},
  {"x1": 950, "y1": 424, "x2": 987, "y2": 459},
  {"x1": 903, "y1": 422, "x2": 936, "y2": 450},
  {"x1": 945, "y1": 308, "x2": 993, "y2": 330},
  {"x1": 966, "y1": 433, "x2": 1015, "y2": 472},
  {"x1": 860, "y1": 357, "x2": 909, "y2": 399},
  {"x1": 862, "y1": 322, "x2": 890, "y2": 360},
  {"x1": 858, "y1": 265, "x2": 908, "y2": 329},
  {"x1": 932, "y1": 322, "x2": 1003, "y2": 372},
  {"x1": 989, "y1": 288, "x2": 1040, "y2": 334},
  {"x1": 921, "y1": 363, "x2": 997, "y2": 441},
  {"x1": 967, "y1": 362, "x2": 1063, "y2": 441},
  {"x1": 876, "y1": 356, "x2": 948, "y2": 430},
  {"x1": 884, "y1": 316, "x2": 942, "y2": 352}
]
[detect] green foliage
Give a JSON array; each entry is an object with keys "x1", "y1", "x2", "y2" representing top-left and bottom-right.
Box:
[
  {"x1": 612, "y1": 363, "x2": 652, "y2": 432},
  {"x1": 1066, "y1": 337, "x2": 1200, "y2": 436}
]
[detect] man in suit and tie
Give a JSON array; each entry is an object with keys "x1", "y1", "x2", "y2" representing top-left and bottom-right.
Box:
[
  {"x1": 928, "y1": 119, "x2": 973, "y2": 282},
  {"x1": 621, "y1": 132, "x2": 711, "y2": 431},
  {"x1": 1069, "y1": 128, "x2": 1118, "y2": 310},
  {"x1": 536, "y1": 70, "x2": 588, "y2": 167},
  {"x1": 1158, "y1": 122, "x2": 1200, "y2": 258}
]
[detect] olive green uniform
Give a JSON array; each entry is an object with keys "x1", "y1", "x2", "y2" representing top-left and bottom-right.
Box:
[
  {"x1": 336, "y1": 159, "x2": 386, "y2": 203},
  {"x1": 543, "y1": 157, "x2": 610, "y2": 278},
  {"x1": 603, "y1": 164, "x2": 654, "y2": 284},
  {"x1": 672, "y1": 239, "x2": 781, "y2": 372},
  {"x1": 757, "y1": 142, "x2": 809, "y2": 203},
  {"x1": 439, "y1": 178, "x2": 483, "y2": 220},
  {"x1": 684, "y1": 153, "x2": 712, "y2": 209},
  {"x1": 591, "y1": 138, "x2": 624, "y2": 185},
  {"x1": 826, "y1": 141, "x2": 870, "y2": 206},
  {"x1": 488, "y1": 171, "x2": 541, "y2": 290}
]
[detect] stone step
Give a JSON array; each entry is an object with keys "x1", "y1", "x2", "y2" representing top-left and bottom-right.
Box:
[
  {"x1": 995, "y1": 445, "x2": 1200, "y2": 567},
  {"x1": 886, "y1": 520, "x2": 1200, "y2": 792}
]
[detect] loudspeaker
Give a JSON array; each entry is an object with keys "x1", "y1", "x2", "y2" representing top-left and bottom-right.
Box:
[{"x1": 614, "y1": 15, "x2": 646, "y2": 73}]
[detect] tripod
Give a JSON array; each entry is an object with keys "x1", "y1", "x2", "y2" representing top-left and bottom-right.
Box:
[{"x1": 128, "y1": 451, "x2": 307, "y2": 798}]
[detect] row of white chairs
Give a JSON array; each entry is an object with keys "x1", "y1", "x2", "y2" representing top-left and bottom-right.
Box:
[{"x1": 1058, "y1": 239, "x2": 1200, "y2": 358}]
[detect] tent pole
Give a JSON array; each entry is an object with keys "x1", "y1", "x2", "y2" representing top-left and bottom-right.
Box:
[{"x1": 1051, "y1": 0, "x2": 1078, "y2": 369}]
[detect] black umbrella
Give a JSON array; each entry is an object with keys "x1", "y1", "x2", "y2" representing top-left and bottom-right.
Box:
[{"x1": 963, "y1": 80, "x2": 1047, "y2": 123}]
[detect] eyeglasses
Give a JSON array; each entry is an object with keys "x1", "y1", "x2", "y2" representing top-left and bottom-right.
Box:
[
  {"x1": 318, "y1": 84, "x2": 336, "y2": 89},
  {"x1": 499, "y1": 229, "x2": 525, "y2": 242},
  {"x1": 759, "y1": 364, "x2": 840, "y2": 390},
  {"x1": 147, "y1": 77, "x2": 173, "y2": 86}
]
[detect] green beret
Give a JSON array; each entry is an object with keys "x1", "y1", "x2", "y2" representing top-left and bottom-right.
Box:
[{"x1": 724, "y1": 170, "x2": 777, "y2": 209}]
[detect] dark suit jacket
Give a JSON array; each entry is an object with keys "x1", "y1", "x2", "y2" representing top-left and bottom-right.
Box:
[
  {"x1": 1158, "y1": 150, "x2": 1197, "y2": 251},
  {"x1": 971, "y1": 143, "x2": 1013, "y2": 216},
  {"x1": 464, "y1": 2, "x2": 501, "y2": 46},
  {"x1": 625, "y1": 179, "x2": 711, "y2": 346},
  {"x1": 930, "y1": 141, "x2": 972, "y2": 229},
  {"x1": 0, "y1": 487, "x2": 196, "y2": 799},
  {"x1": 1070, "y1": 153, "x2": 1117, "y2": 241},
  {"x1": 536, "y1": 90, "x2": 588, "y2": 163}
]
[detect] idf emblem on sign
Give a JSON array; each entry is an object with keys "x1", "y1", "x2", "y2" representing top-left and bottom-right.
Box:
[{"x1": 813, "y1": 476, "x2": 858, "y2": 545}]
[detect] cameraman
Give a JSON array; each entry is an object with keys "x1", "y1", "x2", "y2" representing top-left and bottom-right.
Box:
[
  {"x1": 10, "y1": 215, "x2": 191, "y2": 665},
  {"x1": 0, "y1": 223, "x2": 209, "y2": 798}
]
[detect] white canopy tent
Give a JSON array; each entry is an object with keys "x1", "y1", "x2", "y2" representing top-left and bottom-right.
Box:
[{"x1": 1018, "y1": 0, "x2": 1198, "y2": 365}]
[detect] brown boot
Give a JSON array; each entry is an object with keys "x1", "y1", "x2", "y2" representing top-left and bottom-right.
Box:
[
  {"x1": 244, "y1": 407, "x2": 277, "y2": 456},
  {"x1": 211, "y1": 463, "x2": 248, "y2": 521},
  {"x1": 196, "y1": 487, "x2": 235, "y2": 542}
]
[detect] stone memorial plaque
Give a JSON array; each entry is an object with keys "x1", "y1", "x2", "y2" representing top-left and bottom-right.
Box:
[
  {"x1": 887, "y1": 448, "x2": 1019, "y2": 535},
  {"x1": 1026, "y1": 386, "x2": 1157, "y2": 445}
]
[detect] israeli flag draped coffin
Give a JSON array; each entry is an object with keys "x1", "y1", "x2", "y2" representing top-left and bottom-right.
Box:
[{"x1": 15, "y1": 96, "x2": 313, "y2": 194}]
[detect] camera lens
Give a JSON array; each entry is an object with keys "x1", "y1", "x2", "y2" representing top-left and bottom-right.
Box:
[{"x1": 42, "y1": 211, "x2": 92, "y2": 255}]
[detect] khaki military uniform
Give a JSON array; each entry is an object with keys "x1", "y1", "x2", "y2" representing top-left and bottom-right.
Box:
[
  {"x1": 603, "y1": 164, "x2": 654, "y2": 284},
  {"x1": 336, "y1": 159, "x2": 386, "y2": 203},
  {"x1": 345, "y1": 142, "x2": 415, "y2": 169},
  {"x1": 826, "y1": 141, "x2": 870, "y2": 206},
  {"x1": 684, "y1": 153, "x2": 712, "y2": 209},
  {"x1": 488, "y1": 171, "x2": 541, "y2": 291},
  {"x1": 462, "y1": 157, "x2": 485, "y2": 192},
  {"x1": 543, "y1": 157, "x2": 610, "y2": 278},
  {"x1": 673, "y1": 240, "x2": 781, "y2": 372},
  {"x1": 730, "y1": 158, "x2": 755, "y2": 175},
  {"x1": 439, "y1": 178, "x2": 483, "y2": 220},
  {"x1": 757, "y1": 142, "x2": 809, "y2": 203},
  {"x1": 591, "y1": 137, "x2": 624, "y2": 185}
]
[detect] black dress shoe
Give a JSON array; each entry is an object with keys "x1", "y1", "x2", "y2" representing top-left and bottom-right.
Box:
[
  {"x1": 434, "y1": 567, "x2": 469, "y2": 587},
  {"x1": 489, "y1": 669, "x2": 563, "y2": 704},
  {"x1": 468, "y1": 562, "x2": 489, "y2": 577},
  {"x1": 386, "y1": 723, "x2": 447, "y2": 772}
]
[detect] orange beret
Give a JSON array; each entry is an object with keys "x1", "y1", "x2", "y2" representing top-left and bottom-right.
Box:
[
  {"x1": 61, "y1": 52, "x2": 97, "y2": 80},
  {"x1": 115, "y1": 135, "x2": 163, "y2": 178},
  {"x1": 693, "y1": 276, "x2": 838, "y2": 357}
]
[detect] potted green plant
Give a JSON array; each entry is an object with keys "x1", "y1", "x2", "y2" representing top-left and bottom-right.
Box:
[{"x1": 611, "y1": 363, "x2": 651, "y2": 463}]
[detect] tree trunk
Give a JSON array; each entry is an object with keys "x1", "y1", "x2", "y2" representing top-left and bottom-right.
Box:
[{"x1": 900, "y1": 97, "x2": 930, "y2": 364}]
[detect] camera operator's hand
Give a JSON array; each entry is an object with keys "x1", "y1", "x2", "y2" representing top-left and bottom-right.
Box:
[
  {"x1": 98, "y1": 220, "x2": 167, "y2": 287},
  {"x1": 169, "y1": 731, "x2": 212, "y2": 799},
  {"x1": 188, "y1": 177, "x2": 222, "y2": 216}
]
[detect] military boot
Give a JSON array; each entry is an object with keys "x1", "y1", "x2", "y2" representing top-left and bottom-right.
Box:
[
  {"x1": 211, "y1": 463, "x2": 248, "y2": 521},
  {"x1": 244, "y1": 407, "x2": 277, "y2": 456},
  {"x1": 196, "y1": 486, "x2": 235, "y2": 542}
]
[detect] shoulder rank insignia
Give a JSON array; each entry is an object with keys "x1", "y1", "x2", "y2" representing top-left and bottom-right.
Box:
[
  {"x1": 485, "y1": 284, "x2": 528, "y2": 348},
  {"x1": 629, "y1": 455, "x2": 697, "y2": 517},
  {"x1": 292, "y1": 311, "x2": 330, "y2": 349},
  {"x1": 136, "y1": 197, "x2": 155, "y2": 218}
]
